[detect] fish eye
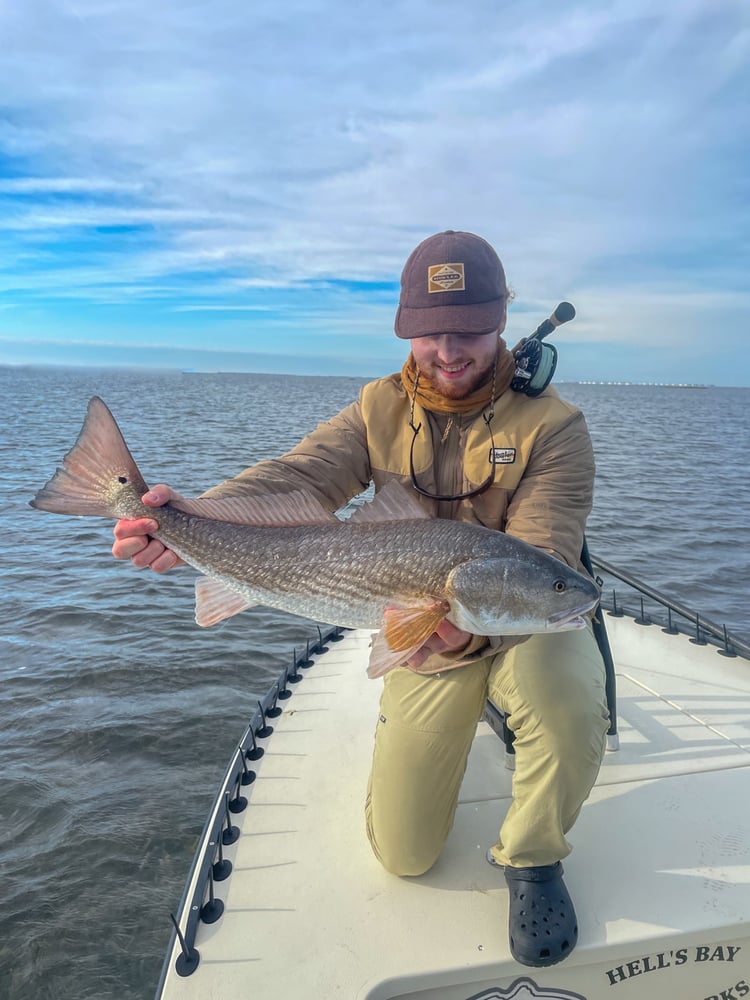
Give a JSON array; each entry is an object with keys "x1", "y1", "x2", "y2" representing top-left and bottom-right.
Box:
[
  {"x1": 118, "y1": 476, "x2": 128, "y2": 484},
  {"x1": 553, "y1": 579, "x2": 567, "y2": 593}
]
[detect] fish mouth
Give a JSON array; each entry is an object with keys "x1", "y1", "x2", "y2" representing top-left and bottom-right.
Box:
[{"x1": 547, "y1": 603, "x2": 597, "y2": 629}]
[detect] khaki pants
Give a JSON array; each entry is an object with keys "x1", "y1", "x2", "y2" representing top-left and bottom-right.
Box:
[{"x1": 365, "y1": 626, "x2": 609, "y2": 874}]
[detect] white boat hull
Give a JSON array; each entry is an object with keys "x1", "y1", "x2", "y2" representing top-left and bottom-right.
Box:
[{"x1": 157, "y1": 615, "x2": 750, "y2": 1000}]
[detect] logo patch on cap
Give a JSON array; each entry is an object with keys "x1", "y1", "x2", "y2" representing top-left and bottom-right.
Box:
[{"x1": 428, "y1": 262, "x2": 465, "y2": 293}]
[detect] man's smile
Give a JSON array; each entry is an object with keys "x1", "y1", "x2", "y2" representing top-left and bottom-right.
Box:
[{"x1": 438, "y1": 362, "x2": 470, "y2": 372}]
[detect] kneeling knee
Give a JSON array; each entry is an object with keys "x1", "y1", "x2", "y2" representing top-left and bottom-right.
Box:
[
  {"x1": 376, "y1": 849, "x2": 436, "y2": 877},
  {"x1": 366, "y1": 825, "x2": 441, "y2": 877}
]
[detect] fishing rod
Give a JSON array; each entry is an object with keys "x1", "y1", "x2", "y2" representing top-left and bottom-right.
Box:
[
  {"x1": 511, "y1": 301, "x2": 576, "y2": 396},
  {"x1": 528, "y1": 300, "x2": 576, "y2": 342}
]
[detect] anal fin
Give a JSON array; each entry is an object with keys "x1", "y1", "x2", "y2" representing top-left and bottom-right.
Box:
[{"x1": 195, "y1": 576, "x2": 255, "y2": 627}]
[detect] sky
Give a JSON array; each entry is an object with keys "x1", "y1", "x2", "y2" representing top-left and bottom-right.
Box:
[{"x1": 0, "y1": 0, "x2": 748, "y2": 384}]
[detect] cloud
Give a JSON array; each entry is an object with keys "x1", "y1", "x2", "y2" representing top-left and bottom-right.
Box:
[
  {"x1": 0, "y1": 0, "x2": 747, "y2": 380},
  {"x1": 0, "y1": 176, "x2": 145, "y2": 194}
]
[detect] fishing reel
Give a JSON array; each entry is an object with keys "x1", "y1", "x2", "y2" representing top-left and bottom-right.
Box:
[
  {"x1": 511, "y1": 339, "x2": 558, "y2": 397},
  {"x1": 511, "y1": 301, "x2": 575, "y2": 397}
]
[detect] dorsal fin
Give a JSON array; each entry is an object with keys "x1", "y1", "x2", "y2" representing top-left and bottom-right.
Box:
[
  {"x1": 348, "y1": 480, "x2": 430, "y2": 524},
  {"x1": 171, "y1": 490, "x2": 337, "y2": 527}
]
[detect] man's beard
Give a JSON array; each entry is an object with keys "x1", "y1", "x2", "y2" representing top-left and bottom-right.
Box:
[{"x1": 418, "y1": 355, "x2": 497, "y2": 400}]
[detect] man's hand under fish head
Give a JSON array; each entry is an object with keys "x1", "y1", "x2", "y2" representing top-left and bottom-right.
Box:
[{"x1": 403, "y1": 618, "x2": 473, "y2": 670}]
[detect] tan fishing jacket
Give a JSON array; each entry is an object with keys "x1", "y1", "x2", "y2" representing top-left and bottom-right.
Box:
[
  {"x1": 203, "y1": 373, "x2": 595, "y2": 574},
  {"x1": 202, "y1": 373, "x2": 595, "y2": 667}
]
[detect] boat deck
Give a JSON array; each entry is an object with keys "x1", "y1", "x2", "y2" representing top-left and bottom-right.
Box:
[{"x1": 159, "y1": 618, "x2": 750, "y2": 1000}]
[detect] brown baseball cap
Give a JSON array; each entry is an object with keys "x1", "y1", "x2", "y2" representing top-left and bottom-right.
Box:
[{"x1": 394, "y1": 230, "x2": 507, "y2": 339}]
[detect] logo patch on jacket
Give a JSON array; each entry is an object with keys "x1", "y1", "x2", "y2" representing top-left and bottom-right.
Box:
[
  {"x1": 490, "y1": 447, "x2": 516, "y2": 465},
  {"x1": 428, "y1": 262, "x2": 466, "y2": 292}
]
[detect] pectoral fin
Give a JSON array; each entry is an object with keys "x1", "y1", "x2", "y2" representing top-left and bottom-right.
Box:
[
  {"x1": 195, "y1": 576, "x2": 255, "y2": 626},
  {"x1": 383, "y1": 599, "x2": 451, "y2": 651},
  {"x1": 366, "y1": 599, "x2": 450, "y2": 678}
]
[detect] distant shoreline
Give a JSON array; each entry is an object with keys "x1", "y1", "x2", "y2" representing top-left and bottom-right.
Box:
[
  {"x1": 1, "y1": 365, "x2": 740, "y2": 390},
  {"x1": 576, "y1": 380, "x2": 713, "y2": 388}
]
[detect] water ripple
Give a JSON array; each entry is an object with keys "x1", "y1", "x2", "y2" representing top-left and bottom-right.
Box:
[{"x1": 1, "y1": 367, "x2": 748, "y2": 998}]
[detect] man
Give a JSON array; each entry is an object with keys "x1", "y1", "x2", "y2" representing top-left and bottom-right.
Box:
[{"x1": 112, "y1": 230, "x2": 609, "y2": 968}]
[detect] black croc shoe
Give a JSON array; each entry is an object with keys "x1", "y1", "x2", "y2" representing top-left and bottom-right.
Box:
[{"x1": 503, "y1": 862, "x2": 578, "y2": 967}]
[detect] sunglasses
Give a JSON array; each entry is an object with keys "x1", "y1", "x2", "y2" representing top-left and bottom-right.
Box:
[{"x1": 408, "y1": 410, "x2": 498, "y2": 502}]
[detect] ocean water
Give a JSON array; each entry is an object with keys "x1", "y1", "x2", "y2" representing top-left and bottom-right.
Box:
[{"x1": 1, "y1": 366, "x2": 749, "y2": 999}]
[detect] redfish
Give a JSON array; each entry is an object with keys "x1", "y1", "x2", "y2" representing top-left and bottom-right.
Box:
[{"x1": 31, "y1": 397, "x2": 600, "y2": 676}]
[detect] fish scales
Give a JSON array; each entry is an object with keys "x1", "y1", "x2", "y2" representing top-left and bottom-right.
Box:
[{"x1": 153, "y1": 511, "x2": 497, "y2": 622}]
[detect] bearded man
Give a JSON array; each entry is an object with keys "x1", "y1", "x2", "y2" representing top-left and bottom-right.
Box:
[{"x1": 112, "y1": 230, "x2": 609, "y2": 968}]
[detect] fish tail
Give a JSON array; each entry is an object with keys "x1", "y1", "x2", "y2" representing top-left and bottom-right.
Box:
[{"x1": 30, "y1": 397, "x2": 150, "y2": 518}]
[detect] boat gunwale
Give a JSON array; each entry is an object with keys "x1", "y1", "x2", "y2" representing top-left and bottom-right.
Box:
[
  {"x1": 591, "y1": 554, "x2": 750, "y2": 660},
  {"x1": 153, "y1": 625, "x2": 346, "y2": 997}
]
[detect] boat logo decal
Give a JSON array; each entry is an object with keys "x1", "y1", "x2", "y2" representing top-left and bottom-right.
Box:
[
  {"x1": 604, "y1": 943, "x2": 745, "y2": 989},
  {"x1": 464, "y1": 977, "x2": 587, "y2": 1000}
]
